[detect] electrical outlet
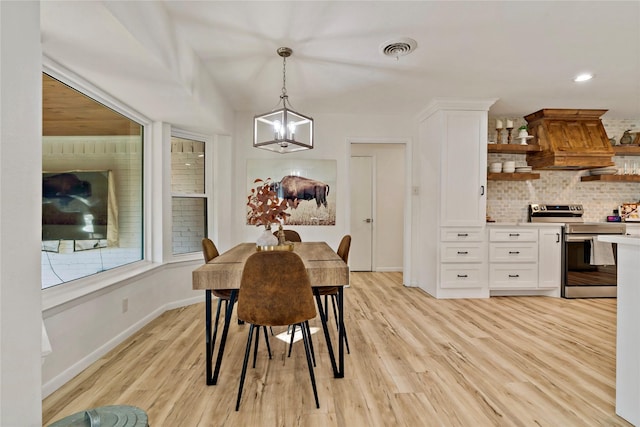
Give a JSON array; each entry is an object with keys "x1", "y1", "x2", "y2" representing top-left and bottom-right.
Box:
[{"x1": 122, "y1": 298, "x2": 128, "y2": 313}]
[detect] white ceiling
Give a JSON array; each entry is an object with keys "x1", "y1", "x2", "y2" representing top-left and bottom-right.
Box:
[{"x1": 41, "y1": 1, "x2": 640, "y2": 133}]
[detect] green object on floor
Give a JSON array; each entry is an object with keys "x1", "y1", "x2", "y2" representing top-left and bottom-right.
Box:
[{"x1": 48, "y1": 405, "x2": 148, "y2": 427}]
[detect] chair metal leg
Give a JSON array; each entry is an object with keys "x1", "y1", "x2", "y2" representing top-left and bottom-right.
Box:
[
  {"x1": 305, "y1": 320, "x2": 316, "y2": 367},
  {"x1": 287, "y1": 324, "x2": 296, "y2": 358},
  {"x1": 236, "y1": 324, "x2": 255, "y2": 411},
  {"x1": 252, "y1": 324, "x2": 261, "y2": 368},
  {"x1": 263, "y1": 326, "x2": 272, "y2": 359},
  {"x1": 287, "y1": 322, "x2": 316, "y2": 366},
  {"x1": 300, "y1": 322, "x2": 320, "y2": 408}
]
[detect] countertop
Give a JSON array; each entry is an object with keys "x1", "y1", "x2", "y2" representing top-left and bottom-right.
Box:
[
  {"x1": 486, "y1": 222, "x2": 563, "y2": 228},
  {"x1": 598, "y1": 235, "x2": 640, "y2": 246}
]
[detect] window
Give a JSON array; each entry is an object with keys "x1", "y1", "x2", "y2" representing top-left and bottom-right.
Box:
[
  {"x1": 41, "y1": 73, "x2": 144, "y2": 289},
  {"x1": 171, "y1": 132, "x2": 209, "y2": 255}
]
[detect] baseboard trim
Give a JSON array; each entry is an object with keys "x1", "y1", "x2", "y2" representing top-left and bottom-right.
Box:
[{"x1": 41, "y1": 294, "x2": 205, "y2": 398}]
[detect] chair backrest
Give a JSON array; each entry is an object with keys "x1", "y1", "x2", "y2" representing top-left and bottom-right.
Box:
[
  {"x1": 238, "y1": 251, "x2": 316, "y2": 326},
  {"x1": 202, "y1": 238, "x2": 220, "y2": 263},
  {"x1": 336, "y1": 235, "x2": 351, "y2": 264},
  {"x1": 273, "y1": 229, "x2": 302, "y2": 242}
]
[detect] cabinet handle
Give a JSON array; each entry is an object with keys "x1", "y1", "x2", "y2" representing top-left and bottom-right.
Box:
[
  {"x1": 457, "y1": 233, "x2": 468, "y2": 237},
  {"x1": 508, "y1": 274, "x2": 520, "y2": 278},
  {"x1": 457, "y1": 251, "x2": 468, "y2": 255},
  {"x1": 509, "y1": 233, "x2": 520, "y2": 237},
  {"x1": 556, "y1": 233, "x2": 560, "y2": 243},
  {"x1": 457, "y1": 274, "x2": 468, "y2": 278},
  {"x1": 508, "y1": 251, "x2": 520, "y2": 254},
  {"x1": 480, "y1": 185, "x2": 485, "y2": 196}
]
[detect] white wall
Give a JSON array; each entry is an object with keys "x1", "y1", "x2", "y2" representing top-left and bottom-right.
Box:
[
  {"x1": 0, "y1": 2, "x2": 43, "y2": 425},
  {"x1": 232, "y1": 112, "x2": 416, "y2": 256}
]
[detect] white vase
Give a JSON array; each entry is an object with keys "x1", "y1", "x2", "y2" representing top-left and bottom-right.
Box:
[{"x1": 256, "y1": 227, "x2": 278, "y2": 247}]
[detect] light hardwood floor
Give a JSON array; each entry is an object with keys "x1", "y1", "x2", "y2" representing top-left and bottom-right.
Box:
[{"x1": 43, "y1": 272, "x2": 632, "y2": 426}]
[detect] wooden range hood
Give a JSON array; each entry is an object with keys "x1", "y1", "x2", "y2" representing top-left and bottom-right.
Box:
[{"x1": 525, "y1": 109, "x2": 614, "y2": 170}]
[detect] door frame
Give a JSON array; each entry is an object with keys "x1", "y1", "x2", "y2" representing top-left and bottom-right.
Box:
[{"x1": 346, "y1": 137, "x2": 412, "y2": 285}]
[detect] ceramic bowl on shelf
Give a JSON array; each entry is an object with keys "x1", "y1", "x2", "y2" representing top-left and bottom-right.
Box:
[{"x1": 515, "y1": 166, "x2": 533, "y2": 173}]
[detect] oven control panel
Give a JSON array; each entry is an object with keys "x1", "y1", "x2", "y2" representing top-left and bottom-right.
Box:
[{"x1": 529, "y1": 204, "x2": 584, "y2": 222}]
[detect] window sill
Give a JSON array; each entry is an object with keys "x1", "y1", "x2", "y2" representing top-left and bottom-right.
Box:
[{"x1": 42, "y1": 260, "x2": 161, "y2": 312}]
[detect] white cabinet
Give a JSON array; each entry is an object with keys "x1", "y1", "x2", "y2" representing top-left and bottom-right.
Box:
[
  {"x1": 488, "y1": 225, "x2": 561, "y2": 296},
  {"x1": 439, "y1": 111, "x2": 488, "y2": 227},
  {"x1": 538, "y1": 227, "x2": 562, "y2": 289},
  {"x1": 417, "y1": 99, "x2": 496, "y2": 299},
  {"x1": 489, "y1": 228, "x2": 538, "y2": 289},
  {"x1": 440, "y1": 227, "x2": 486, "y2": 290}
]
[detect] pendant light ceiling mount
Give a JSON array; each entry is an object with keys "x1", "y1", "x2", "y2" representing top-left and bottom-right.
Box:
[{"x1": 253, "y1": 47, "x2": 314, "y2": 154}]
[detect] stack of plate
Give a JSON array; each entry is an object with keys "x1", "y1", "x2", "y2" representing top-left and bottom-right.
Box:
[
  {"x1": 589, "y1": 167, "x2": 618, "y2": 176},
  {"x1": 515, "y1": 166, "x2": 533, "y2": 173}
]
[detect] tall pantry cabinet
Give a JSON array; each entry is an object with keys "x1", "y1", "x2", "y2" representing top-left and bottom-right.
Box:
[{"x1": 417, "y1": 98, "x2": 496, "y2": 298}]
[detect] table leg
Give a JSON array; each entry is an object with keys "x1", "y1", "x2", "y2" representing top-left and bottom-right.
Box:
[
  {"x1": 210, "y1": 289, "x2": 237, "y2": 385},
  {"x1": 205, "y1": 290, "x2": 213, "y2": 385},
  {"x1": 313, "y1": 288, "x2": 338, "y2": 376},
  {"x1": 337, "y1": 286, "x2": 344, "y2": 378}
]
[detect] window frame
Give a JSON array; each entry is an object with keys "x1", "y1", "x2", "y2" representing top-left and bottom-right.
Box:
[
  {"x1": 42, "y1": 57, "x2": 155, "y2": 311},
  {"x1": 170, "y1": 128, "x2": 213, "y2": 259}
]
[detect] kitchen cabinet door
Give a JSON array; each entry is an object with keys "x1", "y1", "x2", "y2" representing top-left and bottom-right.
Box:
[
  {"x1": 538, "y1": 227, "x2": 562, "y2": 289},
  {"x1": 440, "y1": 111, "x2": 487, "y2": 226}
]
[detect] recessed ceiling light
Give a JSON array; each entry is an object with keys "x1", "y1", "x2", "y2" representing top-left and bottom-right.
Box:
[{"x1": 573, "y1": 73, "x2": 594, "y2": 82}]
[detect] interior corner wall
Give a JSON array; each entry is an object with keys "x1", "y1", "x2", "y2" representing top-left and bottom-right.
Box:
[{"x1": 0, "y1": 2, "x2": 43, "y2": 425}]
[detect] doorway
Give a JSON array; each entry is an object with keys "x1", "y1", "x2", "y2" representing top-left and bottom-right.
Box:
[{"x1": 349, "y1": 143, "x2": 406, "y2": 273}]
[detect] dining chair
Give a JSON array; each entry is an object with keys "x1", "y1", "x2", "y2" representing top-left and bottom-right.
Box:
[
  {"x1": 315, "y1": 235, "x2": 351, "y2": 353},
  {"x1": 273, "y1": 229, "x2": 302, "y2": 242},
  {"x1": 236, "y1": 250, "x2": 319, "y2": 411}
]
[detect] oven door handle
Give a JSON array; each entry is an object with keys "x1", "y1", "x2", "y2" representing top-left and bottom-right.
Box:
[{"x1": 564, "y1": 235, "x2": 595, "y2": 243}]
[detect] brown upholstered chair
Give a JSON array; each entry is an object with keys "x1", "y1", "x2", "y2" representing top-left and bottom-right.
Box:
[
  {"x1": 316, "y1": 235, "x2": 351, "y2": 353},
  {"x1": 236, "y1": 251, "x2": 319, "y2": 411},
  {"x1": 273, "y1": 229, "x2": 302, "y2": 242}
]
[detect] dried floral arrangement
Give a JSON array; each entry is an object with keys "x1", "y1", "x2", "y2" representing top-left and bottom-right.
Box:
[{"x1": 246, "y1": 178, "x2": 293, "y2": 228}]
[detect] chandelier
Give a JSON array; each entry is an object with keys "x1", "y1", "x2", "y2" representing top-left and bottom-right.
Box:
[{"x1": 253, "y1": 47, "x2": 314, "y2": 153}]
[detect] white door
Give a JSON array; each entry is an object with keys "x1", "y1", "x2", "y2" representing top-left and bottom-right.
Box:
[{"x1": 350, "y1": 156, "x2": 373, "y2": 271}]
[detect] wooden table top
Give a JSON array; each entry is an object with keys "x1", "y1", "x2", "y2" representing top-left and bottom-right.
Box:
[{"x1": 192, "y1": 242, "x2": 349, "y2": 290}]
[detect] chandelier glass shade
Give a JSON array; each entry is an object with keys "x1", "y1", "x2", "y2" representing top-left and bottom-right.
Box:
[{"x1": 253, "y1": 47, "x2": 314, "y2": 153}]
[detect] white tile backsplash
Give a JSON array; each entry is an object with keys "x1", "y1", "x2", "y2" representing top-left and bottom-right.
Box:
[{"x1": 487, "y1": 118, "x2": 640, "y2": 223}]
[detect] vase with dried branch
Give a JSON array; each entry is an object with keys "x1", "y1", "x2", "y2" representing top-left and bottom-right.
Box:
[{"x1": 247, "y1": 178, "x2": 293, "y2": 246}]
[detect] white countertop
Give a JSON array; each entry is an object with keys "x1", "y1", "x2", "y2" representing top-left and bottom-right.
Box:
[
  {"x1": 598, "y1": 235, "x2": 640, "y2": 246},
  {"x1": 487, "y1": 222, "x2": 563, "y2": 228}
]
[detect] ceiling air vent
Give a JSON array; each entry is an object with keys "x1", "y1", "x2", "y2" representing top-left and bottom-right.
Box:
[{"x1": 379, "y1": 38, "x2": 417, "y2": 60}]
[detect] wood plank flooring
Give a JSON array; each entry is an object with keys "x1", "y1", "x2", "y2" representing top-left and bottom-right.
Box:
[{"x1": 42, "y1": 272, "x2": 632, "y2": 426}]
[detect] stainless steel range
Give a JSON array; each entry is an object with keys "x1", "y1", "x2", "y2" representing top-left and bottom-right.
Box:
[{"x1": 529, "y1": 204, "x2": 626, "y2": 298}]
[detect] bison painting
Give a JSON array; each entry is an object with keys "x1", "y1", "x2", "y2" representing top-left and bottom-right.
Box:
[{"x1": 271, "y1": 175, "x2": 330, "y2": 209}]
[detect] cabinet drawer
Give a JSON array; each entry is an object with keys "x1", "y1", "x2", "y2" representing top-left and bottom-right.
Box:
[
  {"x1": 441, "y1": 228, "x2": 484, "y2": 242},
  {"x1": 441, "y1": 264, "x2": 484, "y2": 289},
  {"x1": 489, "y1": 263, "x2": 538, "y2": 289},
  {"x1": 489, "y1": 243, "x2": 538, "y2": 262},
  {"x1": 441, "y1": 243, "x2": 484, "y2": 263},
  {"x1": 489, "y1": 228, "x2": 538, "y2": 243}
]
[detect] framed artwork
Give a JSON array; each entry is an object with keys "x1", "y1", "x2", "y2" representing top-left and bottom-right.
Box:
[{"x1": 246, "y1": 159, "x2": 336, "y2": 226}]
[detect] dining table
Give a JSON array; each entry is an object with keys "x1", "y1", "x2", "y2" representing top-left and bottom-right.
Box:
[{"x1": 192, "y1": 241, "x2": 350, "y2": 385}]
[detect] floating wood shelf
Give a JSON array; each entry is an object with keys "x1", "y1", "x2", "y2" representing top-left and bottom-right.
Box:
[
  {"x1": 487, "y1": 172, "x2": 540, "y2": 181},
  {"x1": 612, "y1": 145, "x2": 640, "y2": 156},
  {"x1": 487, "y1": 144, "x2": 541, "y2": 154},
  {"x1": 581, "y1": 174, "x2": 640, "y2": 182}
]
